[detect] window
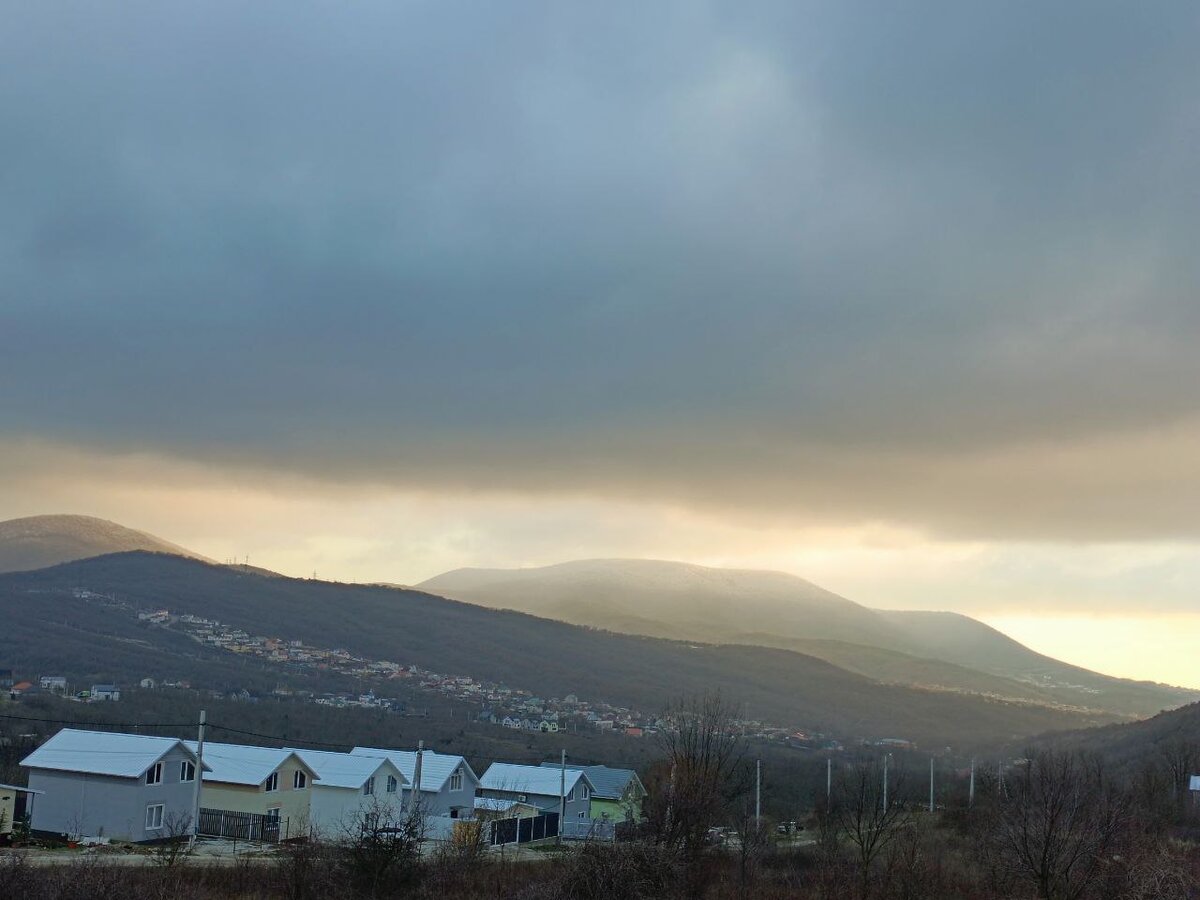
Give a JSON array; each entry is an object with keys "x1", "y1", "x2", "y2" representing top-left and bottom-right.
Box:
[
  {"x1": 578, "y1": 811, "x2": 586, "y2": 819},
  {"x1": 517, "y1": 794, "x2": 527, "y2": 803},
  {"x1": 145, "y1": 804, "x2": 164, "y2": 830},
  {"x1": 386, "y1": 775, "x2": 398, "y2": 793},
  {"x1": 265, "y1": 772, "x2": 279, "y2": 792},
  {"x1": 449, "y1": 768, "x2": 463, "y2": 792},
  {"x1": 180, "y1": 761, "x2": 196, "y2": 783},
  {"x1": 363, "y1": 776, "x2": 375, "y2": 796},
  {"x1": 293, "y1": 770, "x2": 307, "y2": 789},
  {"x1": 265, "y1": 807, "x2": 280, "y2": 821},
  {"x1": 581, "y1": 785, "x2": 590, "y2": 799},
  {"x1": 146, "y1": 762, "x2": 163, "y2": 785}
]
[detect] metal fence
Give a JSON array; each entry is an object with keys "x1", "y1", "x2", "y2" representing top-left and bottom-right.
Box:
[
  {"x1": 561, "y1": 818, "x2": 616, "y2": 842},
  {"x1": 198, "y1": 807, "x2": 282, "y2": 843},
  {"x1": 487, "y1": 811, "x2": 559, "y2": 846}
]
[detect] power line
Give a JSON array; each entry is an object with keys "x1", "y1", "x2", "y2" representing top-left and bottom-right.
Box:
[{"x1": 0, "y1": 712, "x2": 193, "y2": 729}]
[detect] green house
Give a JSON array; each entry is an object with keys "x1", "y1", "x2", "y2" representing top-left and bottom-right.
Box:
[{"x1": 539, "y1": 763, "x2": 647, "y2": 823}]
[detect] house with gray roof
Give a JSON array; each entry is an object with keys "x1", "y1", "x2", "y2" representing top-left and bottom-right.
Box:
[
  {"x1": 21, "y1": 729, "x2": 207, "y2": 842},
  {"x1": 351, "y1": 747, "x2": 479, "y2": 818},
  {"x1": 539, "y1": 763, "x2": 647, "y2": 822},
  {"x1": 480, "y1": 762, "x2": 597, "y2": 824},
  {"x1": 287, "y1": 748, "x2": 408, "y2": 838}
]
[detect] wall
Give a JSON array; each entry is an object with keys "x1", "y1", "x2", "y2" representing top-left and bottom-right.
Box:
[{"x1": 308, "y1": 786, "x2": 403, "y2": 841}]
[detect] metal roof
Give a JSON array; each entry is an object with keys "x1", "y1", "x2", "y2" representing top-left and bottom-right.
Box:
[
  {"x1": 473, "y1": 796, "x2": 534, "y2": 812},
  {"x1": 351, "y1": 747, "x2": 477, "y2": 793},
  {"x1": 538, "y1": 763, "x2": 645, "y2": 800},
  {"x1": 480, "y1": 763, "x2": 594, "y2": 798},
  {"x1": 0, "y1": 782, "x2": 44, "y2": 794},
  {"x1": 184, "y1": 741, "x2": 316, "y2": 787},
  {"x1": 21, "y1": 729, "x2": 203, "y2": 779},
  {"x1": 286, "y1": 748, "x2": 407, "y2": 791}
]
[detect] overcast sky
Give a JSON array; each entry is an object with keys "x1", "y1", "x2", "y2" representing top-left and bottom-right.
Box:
[{"x1": 3, "y1": 2, "x2": 1199, "y2": 686}]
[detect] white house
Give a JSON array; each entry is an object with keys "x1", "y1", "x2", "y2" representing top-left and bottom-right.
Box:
[
  {"x1": 351, "y1": 747, "x2": 479, "y2": 818},
  {"x1": 21, "y1": 729, "x2": 207, "y2": 842},
  {"x1": 89, "y1": 684, "x2": 120, "y2": 702},
  {"x1": 1189, "y1": 774, "x2": 1200, "y2": 796},
  {"x1": 287, "y1": 748, "x2": 408, "y2": 839}
]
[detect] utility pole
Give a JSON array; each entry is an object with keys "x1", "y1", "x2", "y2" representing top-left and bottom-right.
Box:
[
  {"x1": 558, "y1": 749, "x2": 567, "y2": 844},
  {"x1": 968, "y1": 758, "x2": 975, "y2": 808},
  {"x1": 928, "y1": 756, "x2": 934, "y2": 813},
  {"x1": 755, "y1": 759, "x2": 761, "y2": 824},
  {"x1": 412, "y1": 741, "x2": 424, "y2": 815},
  {"x1": 883, "y1": 753, "x2": 890, "y2": 810},
  {"x1": 826, "y1": 757, "x2": 832, "y2": 805},
  {"x1": 190, "y1": 709, "x2": 206, "y2": 847}
]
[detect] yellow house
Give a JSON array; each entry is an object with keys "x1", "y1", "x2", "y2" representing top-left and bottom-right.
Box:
[
  {"x1": 0, "y1": 782, "x2": 42, "y2": 839},
  {"x1": 187, "y1": 741, "x2": 319, "y2": 841}
]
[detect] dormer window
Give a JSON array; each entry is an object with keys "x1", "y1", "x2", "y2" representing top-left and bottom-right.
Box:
[{"x1": 265, "y1": 772, "x2": 279, "y2": 792}]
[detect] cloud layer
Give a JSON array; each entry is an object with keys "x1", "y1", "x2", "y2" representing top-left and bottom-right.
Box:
[{"x1": 4, "y1": 2, "x2": 1200, "y2": 543}]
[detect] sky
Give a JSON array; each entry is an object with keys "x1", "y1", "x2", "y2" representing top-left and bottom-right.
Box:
[{"x1": 2, "y1": 2, "x2": 1199, "y2": 688}]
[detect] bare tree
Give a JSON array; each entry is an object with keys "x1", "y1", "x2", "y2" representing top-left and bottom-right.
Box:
[
  {"x1": 831, "y1": 760, "x2": 911, "y2": 899},
  {"x1": 151, "y1": 811, "x2": 193, "y2": 867},
  {"x1": 650, "y1": 692, "x2": 748, "y2": 896},
  {"x1": 985, "y1": 750, "x2": 1129, "y2": 900}
]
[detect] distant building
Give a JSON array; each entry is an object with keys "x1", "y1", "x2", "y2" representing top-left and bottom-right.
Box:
[
  {"x1": 139, "y1": 678, "x2": 157, "y2": 690},
  {"x1": 0, "y1": 669, "x2": 13, "y2": 689},
  {"x1": 1189, "y1": 774, "x2": 1200, "y2": 796},
  {"x1": 89, "y1": 684, "x2": 120, "y2": 701},
  {"x1": 39, "y1": 676, "x2": 67, "y2": 692}
]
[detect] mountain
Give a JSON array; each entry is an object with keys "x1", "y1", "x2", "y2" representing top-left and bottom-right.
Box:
[
  {"x1": 0, "y1": 514, "x2": 208, "y2": 573},
  {"x1": 0, "y1": 552, "x2": 1122, "y2": 748},
  {"x1": 418, "y1": 559, "x2": 1197, "y2": 718}
]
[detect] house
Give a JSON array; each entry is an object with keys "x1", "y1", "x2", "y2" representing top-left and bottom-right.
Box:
[
  {"x1": 1190, "y1": 775, "x2": 1200, "y2": 797},
  {"x1": 21, "y1": 729, "x2": 207, "y2": 842},
  {"x1": 90, "y1": 684, "x2": 120, "y2": 702},
  {"x1": 539, "y1": 763, "x2": 647, "y2": 822},
  {"x1": 287, "y1": 748, "x2": 408, "y2": 838},
  {"x1": 186, "y1": 741, "x2": 319, "y2": 840},
  {"x1": 351, "y1": 747, "x2": 479, "y2": 818},
  {"x1": 479, "y1": 763, "x2": 597, "y2": 824},
  {"x1": 39, "y1": 676, "x2": 67, "y2": 692},
  {"x1": 473, "y1": 796, "x2": 541, "y2": 821},
  {"x1": 139, "y1": 678, "x2": 157, "y2": 689},
  {"x1": 0, "y1": 782, "x2": 43, "y2": 839}
]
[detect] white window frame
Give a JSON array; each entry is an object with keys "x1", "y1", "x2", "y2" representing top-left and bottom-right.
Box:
[
  {"x1": 386, "y1": 775, "x2": 398, "y2": 794},
  {"x1": 265, "y1": 771, "x2": 279, "y2": 792},
  {"x1": 265, "y1": 806, "x2": 281, "y2": 821},
  {"x1": 449, "y1": 768, "x2": 463, "y2": 792},
  {"x1": 146, "y1": 762, "x2": 163, "y2": 785},
  {"x1": 145, "y1": 804, "x2": 165, "y2": 830},
  {"x1": 581, "y1": 784, "x2": 590, "y2": 799},
  {"x1": 293, "y1": 770, "x2": 307, "y2": 789},
  {"x1": 363, "y1": 776, "x2": 375, "y2": 796},
  {"x1": 180, "y1": 760, "x2": 196, "y2": 783}
]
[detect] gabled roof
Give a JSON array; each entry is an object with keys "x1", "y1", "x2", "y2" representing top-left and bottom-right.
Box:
[
  {"x1": 538, "y1": 763, "x2": 646, "y2": 800},
  {"x1": 350, "y1": 747, "x2": 477, "y2": 793},
  {"x1": 21, "y1": 729, "x2": 204, "y2": 779},
  {"x1": 287, "y1": 748, "x2": 408, "y2": 791},
  {"x1": 481, "y1": 763, "x2": 594, "y2": 798},
  {"x1": 184, "y1": 741, "x2": 317, "y2": 787}
]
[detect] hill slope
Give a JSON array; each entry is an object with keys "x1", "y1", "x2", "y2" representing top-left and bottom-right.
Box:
[
  {"x1": 0, "y1": 552, "x2": 1121, "y2": 748},
  {"x1": 0, "y1": 514, "x2": 208, "y2": 573},
  {"x1": 419, "y1": 560, "x2": 1196, "y2": 718}
]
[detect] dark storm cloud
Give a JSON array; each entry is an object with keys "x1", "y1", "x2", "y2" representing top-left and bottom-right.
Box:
[{"x1": 3, "y1": 1, "x2": 1200, "y2": 539}]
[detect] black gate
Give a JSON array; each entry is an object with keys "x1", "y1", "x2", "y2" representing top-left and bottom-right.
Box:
[
  {"x1": 488, "y1": 811, "x2": 558, "y2": 846},
  {"x1": 198, "y1": 807, "x2": 282, "y2": 842}
]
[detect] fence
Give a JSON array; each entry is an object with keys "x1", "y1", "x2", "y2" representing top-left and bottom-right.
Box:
[
  {"x1": 198, "y1": 807, "x2": 282, "y2": 843},
  {"x1": 560, "y1": 818, "x2": 616, "y2": 842},
  {"x1": 487, "y1": 811, "x2": 559, "y2": 847}
]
